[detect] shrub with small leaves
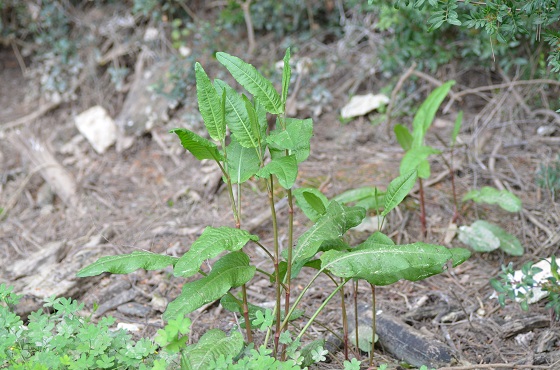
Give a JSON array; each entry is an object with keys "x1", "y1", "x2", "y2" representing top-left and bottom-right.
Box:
[
  {"x1": 0, "y1": 283, "x2": 174, "y2": 369},
  {"x1": 491, "y1": 256, "x2": 560, "y2": 316}
]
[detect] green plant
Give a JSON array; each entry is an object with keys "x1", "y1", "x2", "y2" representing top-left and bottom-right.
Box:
[
  {"x1": 77, "y1": 49, "x2": 470, "y2": 367},
  {"x1": 0, "y1": 283, "x2": 174, "y2": 369},
  {"x1": 393, "y1": 80, "x2": 458, "y2": 235},
  {"x1": 459, "y1": 186, "x2": 524, "y2": 256},
  {"x1": 536, "y1": 154, "x2": 560, "y2": 198},
  {"x1": 366, "y1": 0, "x2": 560, "y2": 74},
  {"x1": 491, "y1": 256, "x2": 560, "y2": 316}
]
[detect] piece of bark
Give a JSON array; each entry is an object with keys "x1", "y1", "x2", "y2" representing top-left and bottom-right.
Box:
[
  {"x1": 327, "y1": 304, "x2": 456, "y2": 368},
  {"x1": 94, "y1": 289, "x2": 137, "y2": 317},
  {"x1": 11, "y1": 128, "x2": 78, "y2": 208},
  {"x1": 536, "y1": 329, "x2": 558, "y2": 353},
  {"x1": 501, "y1": 315, "x2": 550, "y2": 339}
]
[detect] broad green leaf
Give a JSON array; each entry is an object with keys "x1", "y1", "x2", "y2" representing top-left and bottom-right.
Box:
[
  {"x1": 458, "y1": 221, "x2": 501, "y2": 252},
  {"x1": 412, "y1": 80, "x2": 455, "y2": 147},
  {"x1": 382, "y1": 169, "x2": 418, "y2": 217},
  {"x1": 214, "y1": 80, "x2": 258, "y2": 148},
  {"x1": 170, "y1": 128, "x2": 223, "y2": 161},
  {"x1": 334, "y1": 186, "x2": 386, "y2": 211},
  {"x1": 291, "y1": 201, "x2": 365, "y2": 268},
  {"x1": 367, "y1": 231, "x2": 395, "y2": 245},
  {"x1": 174, "y1": 227, "x2": 259, "y2": 278},
  {"x1": 462, "y1": 186, "x2": 522, "y2": 212},
  {"x1": 451, "y1": 111, "x2": 463, "y2": 145},
  {"x1": 216, "y1": 52, "x2": 283, "y2": 114},
  {"x1": 256, "y1": 155, "x2": 298, "y2": 189},
  {"x1": 281, "y1": 48, "x2": 291, "y2": 106},
  {"x1": 226, "y1": 138, "x2": 261, "y2": 184},
  {"x1": 195, "y1": 63, "x2": 225, "y2": 141},
  {"x1": 355, "y1": 191, "x2": 386, "y2": 211},
  {"x1": 184, "y1": 329, "x2": 244, "y2": 370},
  {"x1": 267, "y1": 118, "x2": 313, "y2": 163},
  {"x1": 164, "y1": 252, "x2": 255, "y2": 320},
  {"x1": 321, "y1": 236, "x2": 470, "y2": 285},
  {"x1": 76, "y1": 251, "x2": 178, "y2": 277},
  {"x1": 334, "y1": 187, "x2": 377, "y2": 204},
  {"x1": 293, "y1": 187, "x2": 329, "y2": 222},
  {"x1": 459, "y1": 220, "x2": 523, "y2": 256},
  {"x1": 400, "y1": 146, "x2": 441, "y2": 178},
  {"x1": 394, "y1": 124, "x2": 413, "y2": 151}
]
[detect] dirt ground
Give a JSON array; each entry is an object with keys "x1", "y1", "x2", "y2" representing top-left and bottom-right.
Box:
[{"x1": 2, "y1": 17, "x2": 560, "y2": 370}]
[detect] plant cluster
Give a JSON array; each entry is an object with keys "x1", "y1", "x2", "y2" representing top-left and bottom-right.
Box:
[
  {"x1": 536, "y1": 154, "x2": 560, "y2": 197},
  {"x1": 76, "y1": 49, "x2": 470, "y2": 368},
  {"x1": 0, "y1": 284, "x2": 173, "y2": 369},
  {"x1": 459, "y1": 187, "x2": 524, "y2": 256},
  {"x1": 360, "y1": 0, "x2": 559, "y2": 75},
  {"x1": 491, "y1": 257, "x2": 560, "y2": 316}
]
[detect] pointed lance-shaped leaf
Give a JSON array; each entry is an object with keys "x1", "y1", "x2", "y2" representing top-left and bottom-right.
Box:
[
  {"x1": 77, "y1": 251, "x2": 178, "y2": 277},
  {"x1": 195, "y1": 62, "x2": 225, "y2": 141},
  {"x1": 451, "y1": 111, "x2": 463, "y2": 146},
  {"x1": 382, "y1": 169, "x2": 418, "y2": 217},
  {"x1": 170, "y1": 128, "x2": 224, "y2": 161},
  {"x1": 164, "y1": 251, "x2": 255, "y2": 320},
  {"x1": 281, "y1": 48, "x2": 291, "y2": 107},
  {"x1": 412, "y1": 80, "x2": 455, "y2": 147},
  {"x1": 394, "y1": 124, "x2": 413, "y2": 151},
  {"x1": 174, "y1": 226, "x2": 259, "y2": 278},
  {"x1": 216, "y1": 52, "x2": 283, "y2": 114},
  {"x1": 214, "y1": 79, "x2": 259, "y2": 148}
]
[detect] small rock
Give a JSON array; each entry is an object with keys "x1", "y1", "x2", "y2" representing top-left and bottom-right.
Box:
[
  {"x1": 116, "y1": 322, "x2": 141, "y2": 332},
  {"x1": 340, "y1": 93, "x2": 389, "y2": 119},
  {"x1": 537, "y1": 125, "x2": 556, "y2": 136},
  {"x1": 36, "y1": 182, "x2": 55, "y2": 208},
  {"x1": 117, "y1": 302, "x2": 151, "y2": 317},
  {"x1": 74, "y1": 106, "x2": 117, "y2": 154}
]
